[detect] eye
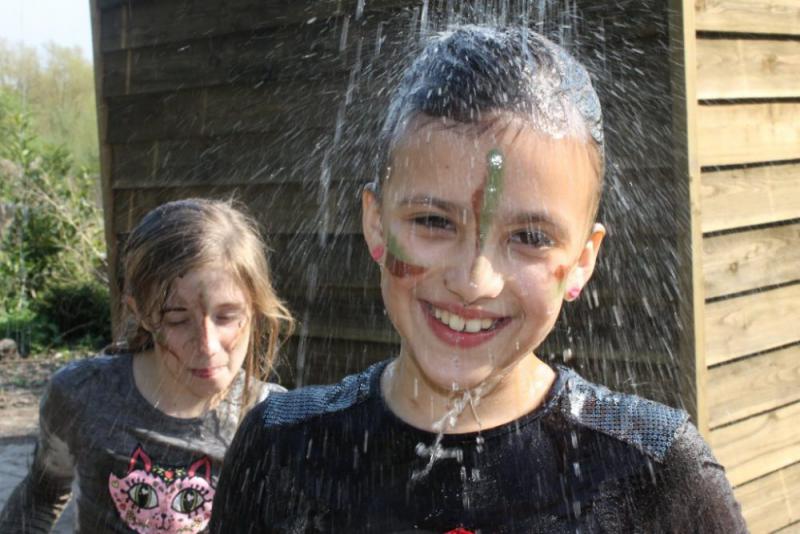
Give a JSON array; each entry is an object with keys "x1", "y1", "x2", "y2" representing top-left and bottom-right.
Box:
[
  {"x1": 128, "y1": 483, "x2": 158, "y2": 509},
  {"x1": 510, "y1": 228, "x2": 554, "y2": 249},
  {"x1": 412, "y1": 214, "x2": 454, "y2": 231},
  {"x1": 171, "y1": 488, "x2": 206, "y2": 514},
  {"x1": 162, "y1": 312, "x2": 189, "y2": 326}
]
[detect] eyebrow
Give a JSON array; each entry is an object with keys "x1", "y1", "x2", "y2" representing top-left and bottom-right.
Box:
[{"x1": 397, "y1": 195, "x2": 463, "y2": 213}]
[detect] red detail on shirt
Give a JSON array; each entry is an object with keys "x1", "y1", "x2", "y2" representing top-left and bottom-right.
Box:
[{"x1": 445, "y1": 529, "x2": 474, "y2": 534}]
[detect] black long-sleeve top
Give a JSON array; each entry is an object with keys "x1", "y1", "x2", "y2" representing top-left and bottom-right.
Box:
[{"x1": 211, "y1": 361, "x2": 747, "y2": 533}]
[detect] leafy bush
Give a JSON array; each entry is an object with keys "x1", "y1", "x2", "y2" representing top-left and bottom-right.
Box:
[
  {"x1": 0, "y1": 48, "x2": 108, "y2": 354},
  {"x1": 33, "y1": 281, "x2": 111, "y2": 348}
]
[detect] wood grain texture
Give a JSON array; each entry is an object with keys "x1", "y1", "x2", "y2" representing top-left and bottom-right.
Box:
[
  {"x1": 710, "y1": 400, "x2": 800, "y2": 486},
  {"x1": 695, "y1": 0, "x2": 800, "y2": 35},
  {"x1": 701, "y1": 162, "x2": 800, "y2": 233},
  {"x1": 708, "y1": 345, "x2": 800, "y2": 428},
  {"x1": 734, "y1": 461, "x2": 800, "y2": 534},
  {"x1": 98, "y1": 0, "x2": 411, "y2": 52},
  {"x1": 696, "y1": 38, "x2": 800, "y2": 100},
  {"x1": 705, "y1": 284, "x2": 800, "y2": 365},
  {"x1": 703, "y1": 223, "x2": 800, "y2": 299},
  {"x1": 698, "y1": 103, "x2": 800, "y2": 167},
  {"x1": 111, "y1": 183, "x2": 363, "y2": 236}
]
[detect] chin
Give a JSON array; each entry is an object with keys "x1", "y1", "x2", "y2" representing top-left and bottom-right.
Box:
[{"x1": 418, "y1": 356, "x2": 496, "y2": 392}]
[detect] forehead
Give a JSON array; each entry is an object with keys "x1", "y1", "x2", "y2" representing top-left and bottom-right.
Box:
[
  {"x1": 386, "y1": 119, "x2": 598, "y2": 219},
  {"x1": 166, "y1": 266, "x2": 249, "y2": 305}
]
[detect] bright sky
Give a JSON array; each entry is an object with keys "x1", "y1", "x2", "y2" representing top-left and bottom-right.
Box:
[{"x1": 0, "y1": 0, "x2": 94, "y2": 61}]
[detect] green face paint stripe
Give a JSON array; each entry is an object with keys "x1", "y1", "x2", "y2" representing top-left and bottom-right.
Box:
[
  {"x1": 384, "y1": 228, "x2": 426, "y2": 278},
  {"x1": 385, "y1": 229, "x2": 412, "y2": 262},
  {"x1": 479, "y1": 149, "x2": 504, "y2": 249}
]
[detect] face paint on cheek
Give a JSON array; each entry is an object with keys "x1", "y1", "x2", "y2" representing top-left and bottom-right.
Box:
[
  {"x1": 553, "y1": 265, "x2": 569, "y2": 299},
  {"x1": 384, "y1": 229, "x2": 427, "y2": 278},
  {"x1": 473, "y1": 149, "x2": 505, "y2": 251}
]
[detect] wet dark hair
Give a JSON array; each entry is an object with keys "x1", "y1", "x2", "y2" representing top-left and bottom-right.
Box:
[{"x1": 374, "y1": 25, "x2": 604, "y2": 211}]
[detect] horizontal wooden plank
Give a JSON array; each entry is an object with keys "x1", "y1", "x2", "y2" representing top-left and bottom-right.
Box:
[
  {"x1": 111, "y1": 183, "x2": 362, "y2": 236},
  {"x1": 775, "y1": 522, "x2": 800, "y2": 534},
  {"x1": 105, "y1": 83, "x2": 375, "y2": 143},
  {"x1": 111, "y1": 136, "x2": 372, "y2": 188},
  {"x1": 703, "y1": 222, "x2": 800, "y2": 298},
  {"x1": 700, "y1": 162, "x2": 800, "y2": 233},
  {"x1": 696, "y1": 38, "x2": 800, "y2": 100},
  {"x1": 695, "y1": 0, "x2": 800, "y2": 35},
  {"x1": 710, "y1": 400, "x2": 800, "y2": 486},
  {"x1": 733, "y1": 461, "x2": 800, "y2": 534},
  {"x1": 99, "y1": 0, "x2": 411, "y2": 52},
  {"x1": 708, "y1": 344, "x2": 800, "y2": 428},
  {"x1": 698, "y1": 103, "x2": 800, "y2": 167},
  {"x1": 705, "y1": 283, "x2": 800, "y2": 365},
  {"x1": 100, "y1": 19, "x2": 402, "y2": 97}
]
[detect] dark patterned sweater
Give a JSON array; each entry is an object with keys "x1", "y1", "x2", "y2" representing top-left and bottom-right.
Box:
[
  {"x1": 0, "y1": 353, "x2": 283, "y2": 533},
  {"x1": 210, "y1": 360, "x2": 747, "y2": 533}
]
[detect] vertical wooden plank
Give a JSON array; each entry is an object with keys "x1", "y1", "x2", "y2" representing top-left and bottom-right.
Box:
[
  {"x1": 91, "y1": 0, "x2": 120, "y2": 332},
  {"x1": 672, "y1": 0, "x2": 707, "y2": 436}
]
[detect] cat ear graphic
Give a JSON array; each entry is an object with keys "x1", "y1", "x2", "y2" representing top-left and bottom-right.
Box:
[
  {"x1": 128, "y1": 445, "x2": 153, "y2": 474},
  {"x1": 187, "y1": 456, "x2": 212, "y2": 481}
]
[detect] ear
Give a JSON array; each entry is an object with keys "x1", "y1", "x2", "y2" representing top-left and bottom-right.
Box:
[
  {"x1": 362, "y1": 184, "x2": 385, "y2": 262},
  {"x1": 187, "y1": 456, "x2": 212, "y2": 481},
  {"x1": 565, "y1": 223, "x2": 606, "y2": 302},
  {"x1": 127, "y1": 444, "x2": 153, "y2": 474}
]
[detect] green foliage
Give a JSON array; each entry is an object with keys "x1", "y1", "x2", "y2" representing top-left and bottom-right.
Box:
[
  {"x1": 0, "y1": 42, "x2": 108, "y2": 354},
  {"x1": 33, "y1": 281, "x2": 111, "y2": 347}
]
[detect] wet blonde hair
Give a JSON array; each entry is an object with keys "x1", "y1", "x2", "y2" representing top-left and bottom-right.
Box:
[{"x1": 119, "y1": 198, "x2": 294, "y2": 410}]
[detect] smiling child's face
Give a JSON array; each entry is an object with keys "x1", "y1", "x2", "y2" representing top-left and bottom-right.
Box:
[{"x1": 363, "y1": 117, "x2": 604, "y2": 392}]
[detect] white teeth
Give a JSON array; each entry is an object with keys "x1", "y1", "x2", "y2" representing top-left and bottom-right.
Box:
[
  {"x1": 464, "y1": 319, "x2": 482, "y2": 333},
  {"x1": 430, "y1": 305, "x2": 497, "y2": 332},
  {"x1": 448, "y1": 314, "x2": 466, "y2": 332}
]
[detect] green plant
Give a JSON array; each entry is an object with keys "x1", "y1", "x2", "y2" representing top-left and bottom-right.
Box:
[{"x1": 33, "y1": 281, "x2": 111, "y2": 347}]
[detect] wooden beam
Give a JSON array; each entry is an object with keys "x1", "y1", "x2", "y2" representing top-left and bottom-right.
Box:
[
  {"x1": 697, "y1": 38, "x2": 800, "y2": 100},
  {"x1": 733, "y1": 461, "x2": 800, "y2": 534},
  {"x1": 705, "y1": 283, "x2": 800, "y2": 365},
  {"x1": 703, "y1": 222, "x2": 800, "y2": 299},
  {"x1": 698, "y1": 103, "x2": 800, "y2": 167},
  {"x1": 695, "y1": 0, "x2": 800, "y2": 35},
  {"x1": 672, "y1": 0, "x2": 707, "y2": 434},
  {"x1": 710, "y1": 400, "x2": 800, "y2": 486},
  {"x1": 701, "y1": 162, "x2": 800, "y2": 233},
  {"x1": 708, "y1": 344, "x2": 800, "y2": 428}
]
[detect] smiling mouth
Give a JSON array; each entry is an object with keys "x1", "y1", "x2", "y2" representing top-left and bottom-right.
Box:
[{"x1": 430, "y1": 304, "x2": 499, "y2": 333}]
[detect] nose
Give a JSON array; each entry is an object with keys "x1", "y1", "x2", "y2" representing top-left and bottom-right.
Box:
[
  {"x1": 445, "y1": 250, "x2": 505, "y2": 305},
  {"x1": 197, "y1": 316, "x2": 222, "y2": 357}
]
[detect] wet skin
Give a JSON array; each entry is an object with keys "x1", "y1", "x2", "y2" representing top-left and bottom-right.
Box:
[
  {"x1": 363, "y1": 117, "x2": 605, "y2": 431},
  {"x1": 132, "y1": 267, "x2": 252, "y2": 418}
]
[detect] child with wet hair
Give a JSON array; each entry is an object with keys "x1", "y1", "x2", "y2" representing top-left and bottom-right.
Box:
[
  {"x1": 0, "y1": 198, "x2": 294, "y2": 533},
  {"x1": 211, "y1": 27, "x2": 745, "y2": 533}
]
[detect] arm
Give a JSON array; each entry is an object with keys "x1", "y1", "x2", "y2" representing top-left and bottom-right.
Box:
[
  {"x1": 210, "y1": 404, "x2": 274, "y2": 534},
  {"x1": 0, "y1": 379, "x2": 76, "y2": 533},
  {"x1": 659, "y1": 421, "x2": 748, "y2": 533}
]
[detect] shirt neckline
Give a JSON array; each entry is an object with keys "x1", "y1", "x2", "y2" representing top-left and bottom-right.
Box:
[{"x1": 369, "y1": 358, "x2": 569, "y2": 443}]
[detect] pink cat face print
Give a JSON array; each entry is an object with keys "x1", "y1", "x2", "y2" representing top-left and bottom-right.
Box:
[{"x1": 108, "y1": 445, "x2": 215, "y2": 533}]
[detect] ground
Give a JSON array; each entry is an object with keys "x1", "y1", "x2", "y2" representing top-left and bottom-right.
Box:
[{"x1": 0, "y1": 354, "x2": 76, "y2": 532}]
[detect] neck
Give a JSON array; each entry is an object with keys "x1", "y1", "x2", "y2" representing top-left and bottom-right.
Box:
[
  {"x1": 381, "y1": 348, "x2": 556, "y2": 434},
  {"x1": 133, "y1": 350, "x2": 223, "y2": 418}
]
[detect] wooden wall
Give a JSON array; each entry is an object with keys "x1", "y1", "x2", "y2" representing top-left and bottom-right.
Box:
[{"x1": 692, "y1": 1, "x2": 800, "y2": 532}]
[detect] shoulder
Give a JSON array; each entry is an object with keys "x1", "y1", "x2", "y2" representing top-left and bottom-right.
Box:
[
  {"x1": 257, "y1": 360, "x2": 385, "y2": 428},
  {"x1": 48, "y1": 353, "x2": 128, "y2": 399},
  {"x1": 553, "y1": 366, "x2": 689, "y2": 462}
]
